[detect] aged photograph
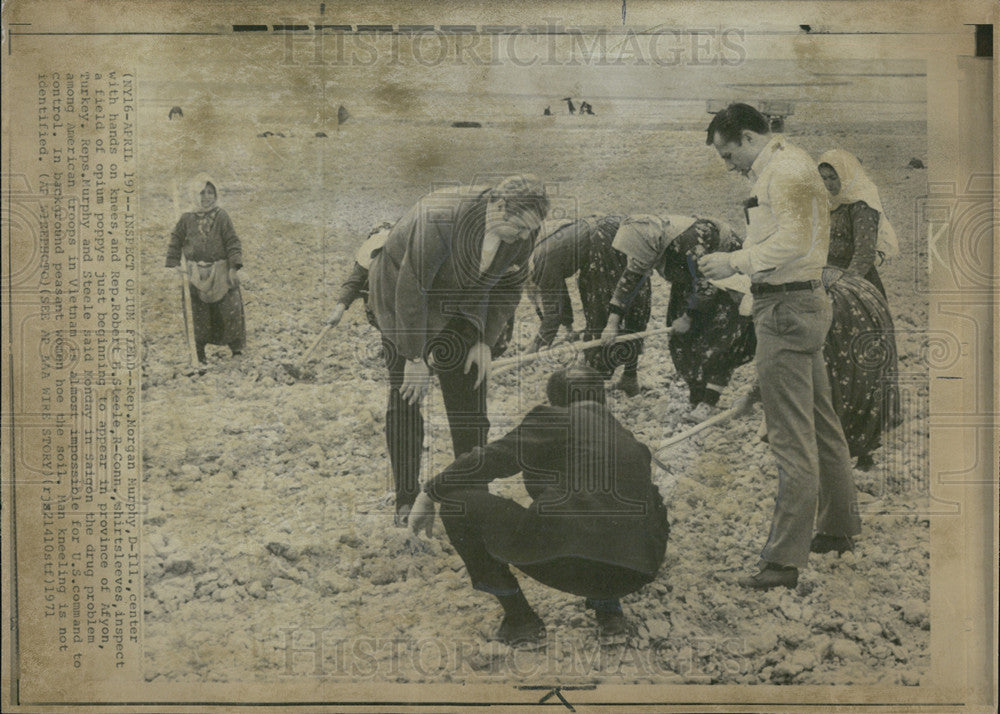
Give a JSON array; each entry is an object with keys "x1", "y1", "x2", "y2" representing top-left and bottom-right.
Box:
[
  {"x1": 2, "y1": 0, "x2": 995, "y2": 710},
  {"x1": 138, "y1": 12, "x2": 932, "y2": 687}
]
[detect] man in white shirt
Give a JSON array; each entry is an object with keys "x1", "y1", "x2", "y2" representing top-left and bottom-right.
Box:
[{"x1": 699, "y1": 104, "x2": 860, "y2": 590}]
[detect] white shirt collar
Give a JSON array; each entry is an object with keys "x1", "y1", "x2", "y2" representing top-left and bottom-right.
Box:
[{"x1": 749, "y1": 134, "x2": 786, "y2": 184}]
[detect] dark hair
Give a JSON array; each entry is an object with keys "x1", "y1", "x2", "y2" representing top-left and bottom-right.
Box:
[
  {"x1": 489, "y1": 174, "x2": 550, "y2": 222},
  {"x1": 705, "y1": 103, "x2": 770, "y2": 146},
  {"x1": 817, "y1": 162, "x2": 837, "y2": 176},
  {"x1": 546, "y1": 366, "x2": 606, "y2": 407},
  {"x1": 203, "y1": 181, "x2": 217, "y2": 195}
]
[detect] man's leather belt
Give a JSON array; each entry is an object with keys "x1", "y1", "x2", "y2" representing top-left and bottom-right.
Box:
[{"x1": 750, "y1": 279, "x2": 821, "y2": 296}]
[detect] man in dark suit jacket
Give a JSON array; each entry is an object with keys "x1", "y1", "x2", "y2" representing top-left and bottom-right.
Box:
[
  {"x1": 368, "y1": 176, "x2": 549, "y2": 524},
  {"x1": 409, "y1": 367, "x2": 670, "y2": 646}
]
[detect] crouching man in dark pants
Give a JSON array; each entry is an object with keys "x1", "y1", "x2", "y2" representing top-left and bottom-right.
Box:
[{"x1": 408, "y1": 367, "x2": 669, "y2": 646}]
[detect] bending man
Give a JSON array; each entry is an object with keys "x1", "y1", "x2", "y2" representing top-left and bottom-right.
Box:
[{"x1": 368, "y1": 175, "x2": 549, "y2": 524}]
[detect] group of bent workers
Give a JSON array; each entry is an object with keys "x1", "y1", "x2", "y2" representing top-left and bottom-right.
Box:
[{"x1": 167, "y1": 104, "x2": 900, "y2": 646}]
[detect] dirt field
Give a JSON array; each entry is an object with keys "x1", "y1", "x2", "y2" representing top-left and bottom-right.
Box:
[{"x1": 138, "y1": 112, "x2": 930, "y2": 685}]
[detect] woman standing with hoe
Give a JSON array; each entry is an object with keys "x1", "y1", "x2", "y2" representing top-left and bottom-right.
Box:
[{"x1": 165, "y1": 174, "x2": 246, "y2": 364}]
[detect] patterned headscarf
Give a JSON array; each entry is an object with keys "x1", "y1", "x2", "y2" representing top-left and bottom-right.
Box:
[
  {"x1": 818, "y1": 150, "x2": 898, "y2": 258},
  {"x1": 189, "y1": 173, "x2": 219, "y2": 236}
]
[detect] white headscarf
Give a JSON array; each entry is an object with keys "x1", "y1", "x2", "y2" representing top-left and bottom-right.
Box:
[
  {"x1": 818, "y1": 150, "x2": 898, "y2": 258},
  {"x1": 356, "y1": 222, "x2": 394, "y2": 269},
  {"x1": 189, "y1": 172, "x2": 219, "y2": 215}
]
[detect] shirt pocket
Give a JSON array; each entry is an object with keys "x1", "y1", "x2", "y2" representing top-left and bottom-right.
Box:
[{"x1": 745, "y1": 205, "x2": 776, "y2": 245}]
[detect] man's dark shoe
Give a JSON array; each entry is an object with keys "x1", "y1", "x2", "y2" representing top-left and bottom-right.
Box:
[
  {"x1": 596, "y1": 611, "x2": 629, "y2": 645},
  {"x1": 738, "y1": 562, "x2": 798, "y2": 590},
  {"x1": 492, "y1": 613, "x2": 546, "y2": 648},
  {"x1": 811, "y1": 533, "x2": 854, "y2": 555}
]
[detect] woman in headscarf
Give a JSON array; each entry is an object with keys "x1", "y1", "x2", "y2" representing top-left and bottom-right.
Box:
[
  {"x1": 328, "y1": 221, "x2": 395, "y2": 332},
  {"x1": 165, "y1": 174, "x2": 245, "y2": 363},
  {"x1": 603, "y1": 215, "x2": 755, "y2": 422},
  {"x1": 817, "y1": 149, "x2": 898, "y2": 298},
  {"x1": 526, "y1": 214, "x2": 652, "y2": 396}
]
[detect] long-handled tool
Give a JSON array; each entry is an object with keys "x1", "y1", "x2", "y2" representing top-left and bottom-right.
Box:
[
  {"x1": 491, "y1": 325, "x2": 672, "y2": 376},
  {"x1": 649, "y1": 386, "x2": 760, "y2": 495},
  {"x1": 177, "y1": 255, "x2": 207, "y2": 376},
  {"x1": 655, "y1": 386, "x2": 758, "y2": 456},
  {"x1": 179, "y1": 255, "x2": 200, "y2": 366},
  {"x1": 171, "y1": 179, "x2": 205, "y2": 376},
  {"x1": 281, "y1": 323, "x2": 335, "y2": 380}
]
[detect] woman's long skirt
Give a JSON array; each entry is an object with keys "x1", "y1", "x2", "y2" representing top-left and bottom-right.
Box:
[
  {"x1": 189, "y1": 285, "x2": 246, "y2": 351},
  {"x1": 666, "y1": 280, "x2": 756, "y2": 402},
  {"x1": 824, "y1": 273, "x2": 900, "y2": 460}
]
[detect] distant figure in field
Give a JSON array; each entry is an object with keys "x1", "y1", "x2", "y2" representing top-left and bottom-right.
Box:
[
  {"x1": 580, "y1": 101, "x2": 595, "y2": 115},
  {"x1": 543, "y1": 106, "x2": 552, "y2": 116},
  {"x1": 168, "y1": 106, "x2": 184, "y2": 120},
  {"x1": 562, "y1": 97, "x2": 576, "y2": 115}
]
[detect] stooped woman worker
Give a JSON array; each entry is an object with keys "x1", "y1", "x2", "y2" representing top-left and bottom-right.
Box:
[
  {"x1": 821, "y1": 267, "x2": 901, "y2": 471},
  {"x1": 165, "y1": 175, "x2": 246, "y2": 363},
  {"x1": 526, "y1": 214, "x2": 652, "y2": 396},
  {"x1": 602, "y1": 215, "x2": 755, "y2": 422},
  {"x1": 817, "y1": 149, "x2": 899, "y2": 299}
]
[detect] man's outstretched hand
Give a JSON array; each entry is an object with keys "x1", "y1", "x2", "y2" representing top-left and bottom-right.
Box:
[
  {"x1": 408, "y1": 492, "x2": 436, "y2": 538},
  {"x1": 699, "y1": 252, "x2": 737, "y2": 280},
  {"x1": 464, "y1": 341, "x2": 491, "y2": 390},
  {"x1": 400, "y1": 358, "x2": 431, "y2": 405}
]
